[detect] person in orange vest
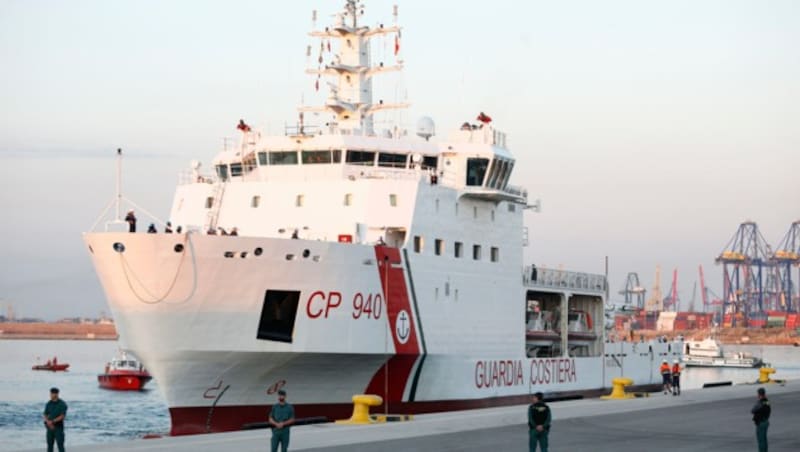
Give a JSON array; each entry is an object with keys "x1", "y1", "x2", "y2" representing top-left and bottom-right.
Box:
[
  {"x1": 671, "y1": 359, "x2": 682, "y2": 396},
  {"x1": 659, "y1": 360, "x2": 672, "y2": 395}
]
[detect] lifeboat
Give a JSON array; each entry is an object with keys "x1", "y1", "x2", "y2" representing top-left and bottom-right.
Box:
[
  {"x1": 564, "y1": 311, "x2": 597, "y2": 346},
  {"x1": 97, "y1": 351, "x2": 152, "y2": 390}
]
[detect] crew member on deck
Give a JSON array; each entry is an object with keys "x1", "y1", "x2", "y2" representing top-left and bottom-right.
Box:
[
  {"x1": 147, "y1": 223, "x2": 157, "y2": 233},
  {"x1": 125, "y1": 210, "x2": 137, "y2": 233}
]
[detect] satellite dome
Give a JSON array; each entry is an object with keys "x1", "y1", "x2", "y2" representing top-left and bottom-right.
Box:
[{"x1": 416, "y1": 116, "x2": 435, "y2": 141}]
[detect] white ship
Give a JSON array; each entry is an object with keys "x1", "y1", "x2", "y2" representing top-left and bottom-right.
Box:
[
  {"x1": 84, "y1": 1, "x2": 681, "y2": 435},
  {"x1": 683, "y1": 337, "x2": 763, "y2": 368}
]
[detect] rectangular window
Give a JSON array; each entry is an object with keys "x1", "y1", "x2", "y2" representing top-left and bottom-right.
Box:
[
  {"x1": 435, "y1": 239, "x2": 444, "y2": 256},
  {"x1": 454, "y1": 241, "x2": 463, "y2": 258},
  {"x1": 491, "y1": 247, "x2": 499, "y2": 262},
  {"x1": 269, "y1": 151, "x2": 299, "y2": 165},
  {"x1": 296, "y1": 194, "x2": 304, "y2": 207},
  {"x1": 508, "y1": 203, "x2": 516, "y2": 212},
  {"x1": 302, "y1": 150, "x2": 332, "y2": 164},
  {"x1": 422, "y1": 156, "x2": 438, "y2": 171},
  {"x1": 205, "y1": 197, "x2": 214, "y2": 209},
  {"x1": 378, "y1": 152, "x2": 408, "y2": 168},
  {"x1": 230, "y1": 163, "x2": 243, "y2": 177},
  {"x1": 256, "y1": 290, "x2": 300, "y2": 343},
  {"x1": 344, "y1": 193, "x2": 353, "y2": 206},
  {"x1": 414, "y1": 236, "x2": 423, "y2": 253},
  {"x1": 215, "y1": 164, "x2": 229, "y2": 181},
  {"x1": 345, "y1": 150, "x2": 375, "y2": 166},
  {"x1": 466, "y1": 158, "x2": 490, "y2": 186},
  {"x1": 251, "y1": 196, "x2": 260, "y2": 208},
  {"x1": 389, "y1": 194, "x2": 398, "y2": 207},
  {"x1": 473, "y1": 244, "x2": 482, "y2": 260},
  {"x1": 257, "y1": 151, "x2": 268, "y2": 166},
  {"x1": 332, "y1": 150, "x2": 342, "y2": 163}
]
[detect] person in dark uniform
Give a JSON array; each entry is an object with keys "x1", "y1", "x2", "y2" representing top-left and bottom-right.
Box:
[
  {"x1": 269, "y1": 389, "x2": 295, "y2": 452},
  {"x1": 124, "y1": 210, "x2": 137, "y2": 233},
  {"x1": 528, "y1": 391, "x2": 551, "y2": 452},
  {"x1": 147, "y1": 223, "x2": 157, "y2": 233},
  {"x1": 43, "y1": 387, "x2": 67, "y2": 452},
  {"x1": 164, "y1": 221, "x2": 173, "y2": 233},
  {"x1": 751, "y1": 387, "x2": 771, "y2": 452}
]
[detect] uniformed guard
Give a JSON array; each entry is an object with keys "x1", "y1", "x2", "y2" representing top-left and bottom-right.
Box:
[
  {"x1": 269, "y1": 389, "x2": 295, "y2": 452},
  {"x1": 124, "y1": 210, "x2": 137, "y2": 233},
  {"x1": 528, "y1": 391, "x2": 551, "y2": 452},
  {"x1": 751, "y1": 387, "x2": 771, "y2": 452},
  {"x1": 43, "y1": 387, "x2": 67, "y2": 452},
  {"x1": 671, "y1": 359, "x2": 682, "y2": 396}
]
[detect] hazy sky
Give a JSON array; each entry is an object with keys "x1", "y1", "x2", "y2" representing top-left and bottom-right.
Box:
[{"x1": 1, "y1": 0, "x2": 798, "y2": 320}]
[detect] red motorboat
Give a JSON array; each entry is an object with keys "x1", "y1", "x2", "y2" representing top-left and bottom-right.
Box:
[
  {"x1": 98, "y1": 351, "x2": 152, "y2": 390},
  {"x1": 32, "y1": 357, "x2": 69, "y2": 372}
]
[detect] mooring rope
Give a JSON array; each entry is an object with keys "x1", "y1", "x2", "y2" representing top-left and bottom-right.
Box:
[{"x1": 119, "y1": 232, "x2": 198, "y2": 305}]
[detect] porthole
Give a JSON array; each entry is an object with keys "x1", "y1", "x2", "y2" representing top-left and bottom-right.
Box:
[
  {"x1": 224, "y1": 251, "x2": 235, "y2": 258},
  {"x1": 174, "y1": 244, "x2": 184, "y2": 253},
  {"x1": 285, "y1": 254, "x2": 296, "y2": 260},
  {"x1": 113, "y1": 242, "x2": 125, "y2": 253},
  {"x1": 302, "y1": 249, "x2": 311, "y2": 258},
  {"x1": 254, "y1": 247, "x2": 263, "y2": 256},
  {"x1": 240, "y1": 252, "x2": 248, "y2": 258}
]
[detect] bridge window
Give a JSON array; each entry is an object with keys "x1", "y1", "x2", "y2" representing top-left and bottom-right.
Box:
[
  {"x1": 346, "y1": 150, "x2": 375, "y2": 166},
  {"x1": 344, "y1": 193, "x2": 353, "y2": 206},
  {"x1": 389, "y1": 194, "x2": 398, "y2": 207},
  {"x1": 466, "y1": 158, "x2": 489, "y2": 186},
  {"x1": 251, "y1": 196, "x2": 260, "y2": 208},
  {"x1": 435, "y1": 239, "x2": 444, "y2": 256},
  {"x1": 205, "y1": 197, "x2": 214, "y2": 209},
  {"x1": 258, "y1": 151, "x2": 268, "y2": 166},
  {"x1": 230, "y1": 163, "x2": 242, "y2": 177},
  {"x1": 378, "y1": 152, "x2": 408, "y2": 168},
  {"x1": 491, "y1": 247, "x2": 499, "y2": 262},
  {"x1": 422, "y1": 156, "x2": 438, "y2": 171},
  {"x1": 302, "y1": 150, "x2": 332, "y2": 164},
  {"x1": 269, "y1": 151, "x2": 298, "y2": 165},
  {"x1": 473, "y1": 244, "x2": 482, "y2": 260},
  {"x1": 487, "y1": 159, "x2": 501, "y2": 188},
  {"x1": 414, "y1": 235, "x2": 423, "y2": 253},
  {"x1": 454, "y1": 241, "x2": 463, "y2": 258},
  {"x1": 215, "y1": 164, "x2": 229, "y2": 181}
]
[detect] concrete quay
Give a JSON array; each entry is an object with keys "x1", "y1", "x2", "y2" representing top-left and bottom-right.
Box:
[{"x1": 60, "y1": 382, "x2": 799, "y2": 452}]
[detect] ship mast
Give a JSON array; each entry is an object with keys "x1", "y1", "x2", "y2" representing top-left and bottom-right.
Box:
[{"x1": 302, "y1": 1, "x2": 408, "y2": 136}]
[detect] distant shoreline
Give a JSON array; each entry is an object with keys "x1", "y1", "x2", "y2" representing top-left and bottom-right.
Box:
[{"x1": 0, "y1": 322, "x2": 118, "y2": 341}]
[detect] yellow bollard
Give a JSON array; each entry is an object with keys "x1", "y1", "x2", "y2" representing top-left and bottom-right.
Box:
[
  {"x1": 758, "y1": 367, "x2": 776, "y2": 384},
  {"x1": 336, "y1": 394, "x2": 383, "y2": 424},
  {"x1": 601, "y1": 377, "x2": 635, "y2": 399}
]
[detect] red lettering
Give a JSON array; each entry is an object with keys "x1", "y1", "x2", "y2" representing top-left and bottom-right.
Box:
[
  {"x1": 570, "y1": 359, "x2": 577, "y2": 382},
  {"x1": 306, "y1": 291, "x2": 325, "y2": 318},
  {"x1": 326, "y1": 291, "x2": 342, "y2": 317},
  {"x1": 475, "y1": 361, "x2": 484, "y2": 388}
]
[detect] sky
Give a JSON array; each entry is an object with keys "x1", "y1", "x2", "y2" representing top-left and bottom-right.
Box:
[{"x1": 1, "y1": 0, "x2": 798, "y2": 320}]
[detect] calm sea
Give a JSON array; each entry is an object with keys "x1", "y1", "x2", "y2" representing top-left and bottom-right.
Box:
[{"x1": 1, "y1": 340, "x2": 798, "y2": 451}]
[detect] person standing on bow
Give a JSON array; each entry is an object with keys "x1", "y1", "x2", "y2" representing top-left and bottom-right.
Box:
[{"x1": 43, "y1": 387, "x2": 67, "y2": 452}]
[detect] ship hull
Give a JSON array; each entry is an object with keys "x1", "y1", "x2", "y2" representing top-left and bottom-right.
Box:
[{"x1": 83, "y1": 232, "x2": 681, "y2": 435}]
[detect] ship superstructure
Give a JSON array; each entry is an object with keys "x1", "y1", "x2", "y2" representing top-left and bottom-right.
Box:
[{"x1": 84, "y1": 1, "x2": 680, "y2": 435}]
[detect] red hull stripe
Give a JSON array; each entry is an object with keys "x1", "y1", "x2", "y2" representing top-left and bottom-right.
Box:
[
  {"x1": 364, "y1": 246, "x2": 422, "y2": 402},
  {"x1": 168, "y1": 384, "x2": 663, "y2": 435}
]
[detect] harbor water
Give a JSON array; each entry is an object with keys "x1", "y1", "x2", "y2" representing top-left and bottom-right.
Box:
[{"x1": 1, "y1": 339, "x2": 799, "y2": 451}]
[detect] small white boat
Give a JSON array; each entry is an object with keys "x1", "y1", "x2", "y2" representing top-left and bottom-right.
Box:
[{"x1": 682, "y1": 337, "x2": 763, "y2": 368}]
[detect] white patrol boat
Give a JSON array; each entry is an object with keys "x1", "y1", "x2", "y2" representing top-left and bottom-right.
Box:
[{"x1": 83, "y1": 1, "x2": 681, "y2": 435}]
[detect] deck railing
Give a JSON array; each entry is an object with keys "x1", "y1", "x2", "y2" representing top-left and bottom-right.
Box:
[{"x1": 524, "y1": 266, "x2": 607, "y2": 294}]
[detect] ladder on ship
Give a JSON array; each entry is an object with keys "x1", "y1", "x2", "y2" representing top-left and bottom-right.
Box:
[{"x1": 204, "y1": 182, "x2": 226, "y2": 232}]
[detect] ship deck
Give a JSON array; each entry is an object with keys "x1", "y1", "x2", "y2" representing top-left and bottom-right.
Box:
[{"x1": 52, "y1": 381, "x2": 798, "y2": 452}]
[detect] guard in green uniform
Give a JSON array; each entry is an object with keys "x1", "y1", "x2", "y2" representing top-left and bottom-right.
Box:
[
  {"x1": 43, "y1": 387, "x2": 68, "y2": 452},
  {"x1": 269, "y1": 389, "x2": 295, "y2": 452},
  {"x1": 751, "y1": 387, "x2": 771, "y2": 452},
  {"x1": 528, "y1": 392, "x2": 551, "y2": 452}
]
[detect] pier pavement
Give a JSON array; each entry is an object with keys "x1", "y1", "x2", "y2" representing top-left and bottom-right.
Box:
[{"x1": 52, "y1": 382, "x2": 799, "y2": 452}]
